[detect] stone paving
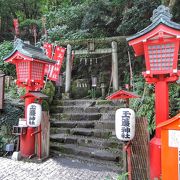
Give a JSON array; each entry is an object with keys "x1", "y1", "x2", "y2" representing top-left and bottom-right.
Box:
[{"x1": 0, "y1": 156, "x2": 119, "y2": 180}]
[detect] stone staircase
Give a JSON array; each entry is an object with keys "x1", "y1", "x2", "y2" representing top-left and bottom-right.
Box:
[{"x1": 49, "y1": 99, "x2": 125, "y2": 172}]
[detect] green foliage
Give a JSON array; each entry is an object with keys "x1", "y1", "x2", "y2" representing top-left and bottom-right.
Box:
[
  {"x1": 19, "y1": 18, "x2": 42, "y2": 42},
  {"x1": 117, "y1": 0, "x2": 161, "y2": 35},
  {"x1": 169, "y1": 83, "x2": 180, "y2": 117},
  {"x1": 41, "y1": 81, "x2": 56, "y2": 111},
  {"x1": 0, "y1": 41, "x2": 15, "y2": 76},
  {"x1": 41, "y1": 99, "x2": 49, "y2": 111},
  {"x1": 130, "y1": 75, "x2": 180, "y2": 135},
  {"x1": 172, "y1": 0, "x2": 180, "y2": 23},
  {"x1": 42, "y1": 81, "x2": 56, "y2": 104},
  {"x1": 42, "y1": 1, "x2": 91, "y2": 42},
  {"x1": 5, "y1": 82, "x2": 26, "y2": 100},
  {"x1": 0, "y1": 102, "x2": 23, "y2": 156},
  {"x1": 0, "y1": 103, "x2": 23, "y2": 136},
  {"x1": 71, "y1": 79, "x2": 89, "y2": 99},
  {"x1": 130, "y1": 75, "x2": 155, "y2": 135},
  {"x1": 117, "y1": 172, "x2": 129, "y2": 180},
  {"x1": 105, "y1": 172, "x2": 128, "y2": 180},
  {"x1": 19, "y1": 19, "x2": 42, "y2": 30},
  {"x1": 0, "y1": 0, "x2": 46, "y2": 41}
]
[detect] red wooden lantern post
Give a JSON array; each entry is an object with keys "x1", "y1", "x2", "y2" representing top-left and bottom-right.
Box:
[
  {"x1": 4, "y1": 39, "x2": 56, "y2": 157},
  {"x1": 127, "y1": 5, "x2": 180, "y2": 179}
]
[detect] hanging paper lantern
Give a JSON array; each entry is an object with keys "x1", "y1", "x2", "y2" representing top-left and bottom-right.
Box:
[
  {"x1": 27, "y1": 103, "x2": 42, "y2": 127},
  {"x1": 115, "y1": 108, "x2": 135, "y2": 141}
]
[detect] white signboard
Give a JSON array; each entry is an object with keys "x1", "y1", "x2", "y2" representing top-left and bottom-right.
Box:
[
  {"x1": 18, "y1": 118, "x2": 27, "y2": 127},
  {"x1": 168, "y1": 130, "x2": 180, "y2": 148},
  {"x1": 115, "y1": 108, "x2": 135, "y2": 141},
  {"x1": 27, "y1": 103, "x2": 42, "y2": 127}
]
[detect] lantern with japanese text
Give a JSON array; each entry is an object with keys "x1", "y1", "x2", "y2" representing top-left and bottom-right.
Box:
[
  {"x1": 115, "y1": 108, "x2": 135, "y2": 141},
  {"x1": 3, "y1": 39, "x2": 56, "y2": 158},
  {"x1": 27, "y1": 103, "x2": 42, "y2": 127},
  {"x1": 126, "y1": 5, "x2": 180, "y2": 179}
]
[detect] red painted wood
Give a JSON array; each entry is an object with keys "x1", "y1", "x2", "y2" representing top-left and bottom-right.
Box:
[{"x1": 127, "y1": 17, "x2": 180, "y2": 180}]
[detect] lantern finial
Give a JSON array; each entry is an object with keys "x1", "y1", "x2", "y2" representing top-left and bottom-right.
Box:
[
  {"x1": 14, "y1": 38, "x2": 23, "y2": 48},
  {"x1": 150, "y1": 5, "x2": 172, "y2": 22}
]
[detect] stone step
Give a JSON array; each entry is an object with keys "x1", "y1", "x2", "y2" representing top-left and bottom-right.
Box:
[
  {"x1": 50, "y1": 113, "x2": 102, "y2": 121},
  {"x1": 51, "y1": 127, "x2": 114, "y2": 138},
  {"x1": 50, "y1": 120, "x2": 115, "y2": 129},
  {"x1": 101, "y1": 113, "x2": 115, "y2": 121},
  {"x1": 51, "y1": 120, "x2": 96, "y2": 129},
  {"x1": 50, "y1": 143, "x2": 120, "y2": 162},
  {"x1": 95, "y1": 120, "x2": 115, "y2": 129},
  {"x1": 52, "y1": 99, "x2": 124, "y2": 107},
  {"x1": 50, "y1": 151, "x2": 122, "y2": 173},
  {"x1": 50, "y1": 127, "x2": 71, "y2": 134},
  {"x1": 95, "y1": 106, "x2": 120, "y2": 113},
  {"x1": 69, "y1": 128, "x2": 114, "y2": 138},
  {"x1": 50, "y1": 106, "x2": 99, "y2": 114},
  {"x1": 50, "y1": 106, "x2": 120, "y2": 114},
  {"x1": 50, "y1": 134, "x2": 123, "y2": 150},
  {"x1": 52, "y1": 99, "x2": 96, "y2": 106},
  {"x1": 50, "y1": 127, "x2": 116, "y2": 139}
]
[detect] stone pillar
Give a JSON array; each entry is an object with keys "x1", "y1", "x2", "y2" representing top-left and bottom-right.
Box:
[
  {"x1": 111, "y1": 41, "x2": 119, "y2": 91},
  {"x1": 65, "y1": 44, "x2": 72, "y2": 94}
]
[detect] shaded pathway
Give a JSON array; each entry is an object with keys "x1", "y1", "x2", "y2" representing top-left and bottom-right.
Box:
[{"x1": 0, "y1": 156, "x2": 118, "y2": 180}]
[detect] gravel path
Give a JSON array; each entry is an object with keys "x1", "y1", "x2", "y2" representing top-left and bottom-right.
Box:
[{"x1": 0, "y1": 156, "x2": 119, "y2": 180}]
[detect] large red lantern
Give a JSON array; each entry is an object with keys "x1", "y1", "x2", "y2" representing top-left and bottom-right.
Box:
[
  {"x1": 127, "y1": 5, "x2": 180, "y2": 179},
  {"x1": 4, "y1": 39, "x2": 56, "y2": 157},
  {"x1": 4, "y1": 39, "x2": 55, "y2": 91}
]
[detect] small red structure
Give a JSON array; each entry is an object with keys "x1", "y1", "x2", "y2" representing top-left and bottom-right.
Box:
[
  {"x1": 4, "y1": 39, "x2": 55, "y2": 157},
  {"x1": 20, "y1": 92, "x2": 48, "y2": 159},
  {"x1": 107, "y1": 90, "x2": 139, "y2": 180},
  {"x1": 106, "y1": 89, "x2": 139, "y2": 107},
  {"x1": 127, "y1": 5, "x2": 180, "y2": 179},
  {"x1": 106, "y1": 89, "x2": 139, "y2": 100},
  {"x1": 157, "y1": 113, "x2": 180, "y2": 180}
]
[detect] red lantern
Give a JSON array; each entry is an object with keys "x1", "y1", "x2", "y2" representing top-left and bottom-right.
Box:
[
  {"x1": 127, "y1": 6, "x2": 180, "y2": 79},
  {"x1": 4, "y1": 39, "x2": 56, "y2": 91},
  {"x1": 127, "y1": 5, "x2": 180, "y2": 179},
  {"x1": 4, "y1": 39, "x2": 56, "y2": 157}
]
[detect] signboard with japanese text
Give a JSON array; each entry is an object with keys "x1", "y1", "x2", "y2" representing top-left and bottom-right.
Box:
[
  {"x1": 48, "y1": 46, "x2": 66, "y2": 81},
  {"x1": 27, "y1": 103, "x2": 42, "y2": 127},
  {"x1": 43, "y1": 43, "x2": 53, "y2": 75},
  {"x1": 43, "y1": 44, "x2": 66, "y2": 81},
  {"x1": 115, "y1": 108, "x2": 135, "y2": 141}
]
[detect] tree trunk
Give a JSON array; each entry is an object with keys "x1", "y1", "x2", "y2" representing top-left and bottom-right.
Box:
[
  {"x1": 168, "y1": 0, "x2": 177, "y2": 10},
  {"x1": 162, "y1": 0, "x2": 177, "y2": 11}
]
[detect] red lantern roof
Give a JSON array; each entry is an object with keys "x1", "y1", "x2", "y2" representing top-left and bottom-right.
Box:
[
  {"x1": 3, "y1": 39, "x2": 56, "y2": 64},
  {"x1": 106, "y1": 90, "x2": 140, "y2": 100},
  {"x1": 3, "y1": 39, "x2": 56, "y2": 90},
  {"x1": 126, "y1": 5, "x2": 180, "y2": 57}
]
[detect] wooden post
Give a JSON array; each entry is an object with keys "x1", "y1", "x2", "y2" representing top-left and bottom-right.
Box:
[
  {"x1": 65, "y1": 44, "x2": 72, "y2": 93},
  {"x1": 111, "y1": 41, "x2": 119, "y2": 91}
]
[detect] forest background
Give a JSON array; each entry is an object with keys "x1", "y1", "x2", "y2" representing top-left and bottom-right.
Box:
[{"x1": 0, "y1": 0, "x2": 179, "y2": 135}]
